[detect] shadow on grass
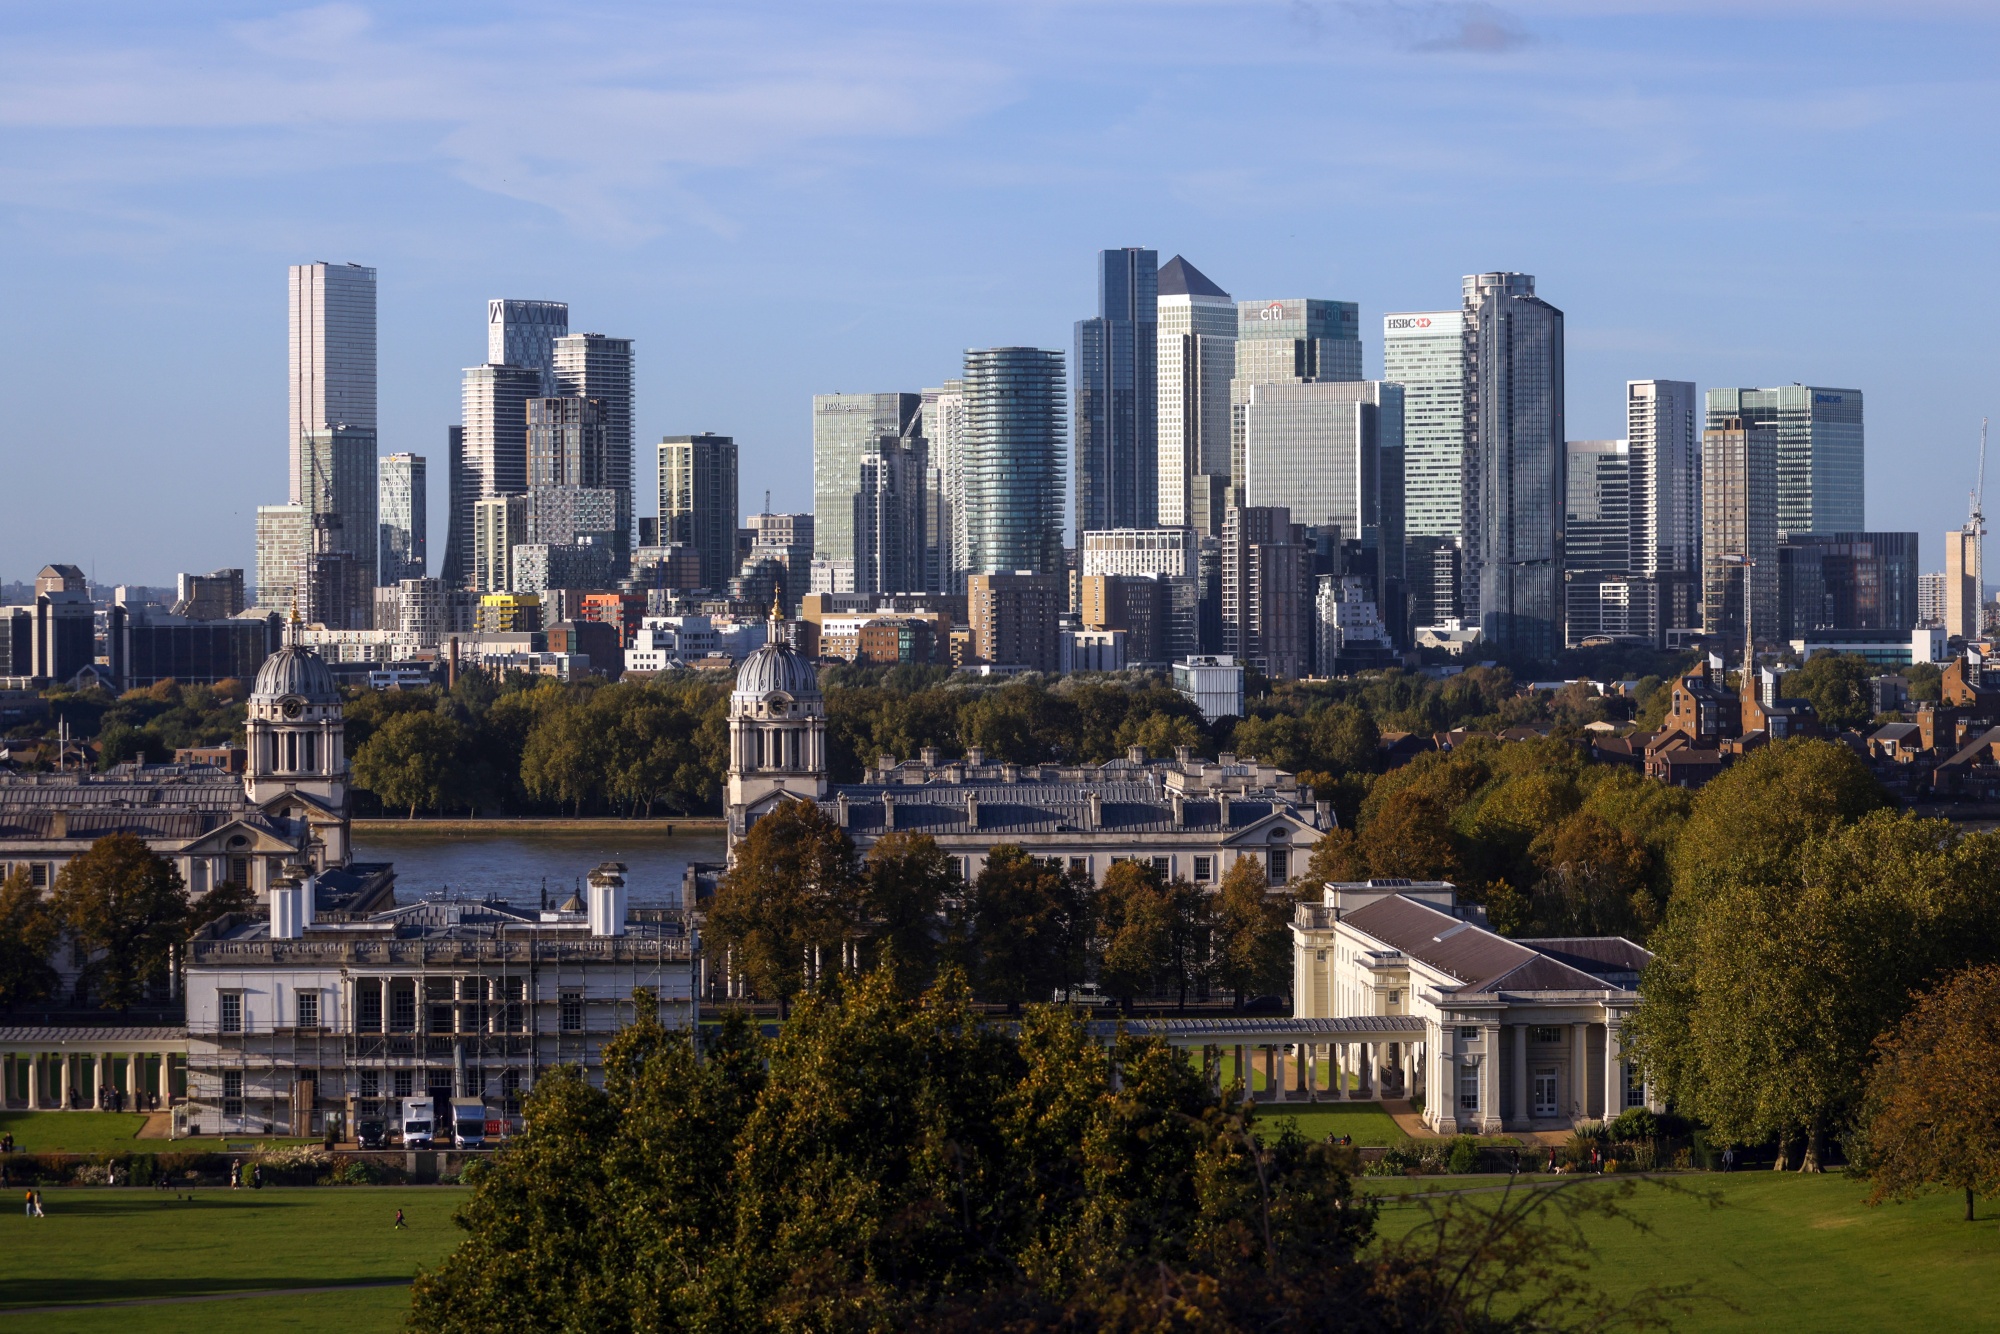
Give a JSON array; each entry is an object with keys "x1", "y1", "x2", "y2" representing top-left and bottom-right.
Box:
[{"x1": 0, "y1": 1276, "x2": 410, "y2": 1308}]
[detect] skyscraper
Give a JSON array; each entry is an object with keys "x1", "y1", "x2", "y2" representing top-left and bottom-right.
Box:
[
  {"x1": 812, "y1": 393, "x2": 922, "y2": 581},
  {"x1": 1230, "y1": 299, "x2": 1363, "y2": 499},
  {"x1": 289, "y1": 262, "x2": 376, "y2": 507},
  {"x1": 961, "y1": 348, "x2": 1066, "y2": 577},
  {"x1": 1074, "y1": 247, "x2": 1159, "y2": 544},
  {"x1": 458, "y1": 363, "x2": 543, "y2": 589},
  {"x1": 554, "y1": 334, "x2": 636, "y2": 562},
  {"x1": 528, "y1": 397, "x2": 608, "y2": 489},
  {"x1": 1705, "y1": 386, "x2": 1864, "y2": 536},
  {"x1": 1627, "y1": 379, "x2": 1701, "y2": 640},
  {"x1": 921, "y1": 379, "x2": 966, "y2": 590},
  {"x1": 378, "y1": 452, "x2": 427, "y2": 585},
  {"x1": 1465, "y1": 272, "x2": 1564, "y2": 658},
  {"x1": 1563, "y1": 439, "x2": 1631, "y2": 645},
  {"x1": 854, "y1": 432, "x2": 929, "y2": 596},
  {"x1": 442, "y1": 426, "x2": 469, "y2": 588},
  {"x1": 473, "y1": 495, "x2": 530, "y2": 595},
  {"x1": 297, "y1": 423, "x2": 378, "y2": 584},
  {"x1": 1155, "y1": 256, "x2": 1234, "y2": 533},
  {"x1": 1241, "y1": 380, "x2": 1400, "y2": 550},
  {"x1": 1383, "y1": 308, "x2": 1467, "y2": 628},
  {"x1": 255, "y1": 504, "x2": 310, "y2": 612},
  {"x1": 1946, "y1": 526, "x2": 1982, "y2": 640},
  {"x1": 659, "y1": 434, "x2": 740, "y2": 592},
  {"x1": 1220, "y1": 506, "x2": 1309, "y2": 680},
  {"x1": 488, "y1": 300, "x2": 569, "y2": 396},
  {"x1": 1702, "y1": 415, "x2": 1778, "y2": 645},
  {"x1": 1778, "y1": 532, "x2": 1919, "y2": 637}
]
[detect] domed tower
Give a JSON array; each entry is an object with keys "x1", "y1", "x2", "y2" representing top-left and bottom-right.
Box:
[
  {"x1": 244, "y1": 642, "x2": 349, "y2": 827},
  {"x1": 725, "y1": 612, "x2": 827, "y2": 851}
]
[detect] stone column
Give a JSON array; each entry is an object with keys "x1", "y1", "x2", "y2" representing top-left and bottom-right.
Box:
[
  {"x1": 27, "y1": 1056, "x2": 40, "y2": 1111},
  {"x1": 1304, "y1": 1045, "x2": 1317, "y2": 1102},
  {"x1": 1481, "y1": 1024, "x2": 1502, "y2": 1132},
  {"x1": 159, "y1": 1054, "x2": 173, "y2": 1105},
  {"x1": 1262, "y1": 1045, "x2": 1276, "y2": 1102},
  {"x1": 98, "y1": 1053, "x2": 112, "y2": 1109},
  {"x1": 58, "y1": 1054, "x2": 71, "y2": 1109},
  {"x1": 1571, "y1": 1024, "x2": 1590, "y2": 1123},
  {"x1": 1512, "y1": 1024, "x2": 1529, "y2": 1126},
  {"x1": 1604, "y1": 1017, "x2": 1624, "y2": 1120}
]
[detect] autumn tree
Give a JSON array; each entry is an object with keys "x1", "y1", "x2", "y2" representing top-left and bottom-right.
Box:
[
  {"x1": 52, "y1": 834, "x2": 192, "y2": 1010},
  {"x1": 969, "y1": 846, "x2": 1091, "y2": 1012},
  {"x1": 859, "y1": 831, "x2": 956, "y2": 995},
  {"x1": 0, "y1": 868, "x2": 59, "y2": 1011},
  {"x1": 1211, "y1": 854, "x2": 1291, "y2": 1009},
  {"x1": 1669, "y1": 738, "x2": 1889, "y2": 897},
  {"x1": 706, "y1": 801, "x2": 861, "y2": 1016},
  {"x1": 1095, "y1": 860, "x2": 1172, "y2": 1012},
  {"x1": 1860, "y1": 964, "x2": 2000, "y2": 1221},
  {"x1": 352, "y1": 710, "x2": 470, "y2": 817},
  {"x1": 1361, "y1": 788, "x2": 1464, "y2": 882},
  {"x1": 1790, "y1": 652, "x2": 1877, "y2": 730}
]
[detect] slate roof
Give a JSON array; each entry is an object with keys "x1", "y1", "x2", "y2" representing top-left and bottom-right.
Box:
[
  {"x1": 826, "y1": 780, "x2": 1304, "y2": 837},
  {"x1": 1341, "y1": 895, "x2": 1638, "y2": 996},
  {"x1": 1157, "y1": 254, "x2": 1229, "y2": 299},
  {"x1": 0, "y1": 1026, "x2": 183, "y2": 1044}
]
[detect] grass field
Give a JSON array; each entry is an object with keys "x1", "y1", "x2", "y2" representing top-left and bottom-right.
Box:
[
  {"x1": 1368, "y1": 1171, "x2": 2000, "y2": 1331},
  {"x1": 0, "y1": 1112, "x2": 318, "y2": 1154},
  {"x1": 1252, "y1": 1103, "x2": 1407, "y2": 1146},
  {"x1": 0, "y1": 1186, "x2": 467, "y2": 1331}
]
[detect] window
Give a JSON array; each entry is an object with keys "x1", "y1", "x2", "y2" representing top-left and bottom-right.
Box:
[
  {"x1": 30, "y1": 863, "x2": 48, "y2": 890},
  {"x1": 1458, "y1": 1063, "x2": 1479, "y2": 1112},
  {"x1": 393, "y1": 1069, "x2": 414, "y2": 1098},
  {"x1": 220, "y1": 991, "x2": 244, "y2": 1034},
  {"x1": 296, "y1": 992, "x2": 319, "y2": 1031},
  {"x1": 223, "y1": 1070, "x2": 243, "y2": 1118},
  {"x1": 359, "y1": 1070, "x2": 380, "y2": 1098},
  {"x1": 390, "y1": 983, "x2": 417, "y2": 1033},
  {"x1": 1625, "y1": 1063, "x2": 1646, "y2": 1109},
  {"x1": 357, "y1": 979, "x2": 383, "y2": 1033},
  {"x1": 502, "y1": 1068, "x2": 523, "y2": 1113},
  {"x1": 1458, "y1": 1026, "x2": 1480, "y2": 1041},
  {"x1": 1068, "y1": 857, "x2": 1088, "y2": 875},
  {"x1": 425, "y1": 977, "x2": 455, "y2": 1032},
  {"x1": 560, "y1": 991, "x2": 584, "y2": 1033},
  {"x1": 1266, "y1": 849, "x2": 1289, "y2": 881},
  {"x1": 1150, "y1": 856, "x2": 1170, "y2": 877},
  {"x1": 1532, "y1": 1025, "x2": 1564, "y2": 1044},
  {"x1": 1193, "y1": 856, "x2": 1214, "y2": 883},
  {"x1": 228, "y1": 856, "x2": 249, "y2": 887}
]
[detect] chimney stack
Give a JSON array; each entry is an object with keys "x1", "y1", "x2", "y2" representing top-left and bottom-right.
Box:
[{"x1": 587, "y1": 864, "x2": 627, "y2": 937}]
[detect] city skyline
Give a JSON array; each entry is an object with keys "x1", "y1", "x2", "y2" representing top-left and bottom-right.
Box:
[{"x1": 5, "y1": 4, "x2": 1999, "y2": 584}]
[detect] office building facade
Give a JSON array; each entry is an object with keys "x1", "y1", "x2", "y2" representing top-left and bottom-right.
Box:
[
  {"x1": 1706, "y1": 386, "x2": 1863, "y2": 537},
  {"x1": 1563, "y1": 439, "x2": 1632, "y2": 646},
  {"x1": 1626, "y1": 380, "x2": 1701, "y2": 642},
  {"x1": 1231, "y1": 298, "x2": 1363, "y2": 500},
  {"x1": 1078, "y1": 527, "x2": 1198, "y2": 579},
  {"x1": 1919, "y1": 570, "x2": 1947, "y2": 627},
  {"x1": 1221, "y1": 506, "x2": 1309, "y2": 680},
  {"x1": 377, "y1": 453, "x2": 426, "y2": 585},
  {"x1": 1241, "y1": 380, "x2": 1400, "y2": 563},
  {"x1": 1155, "y1": 256, "x2": 1235, "y2": 532},
  {"x1": 961, "y1": 349, "x2": 1066, "y2": 577},
  {"x1": 659, "y1": 434, "x2": 740, "y2": 593},
  {"x1": 459, "y1": 363, "x2": 543, "y2": 588},
  {"x1": 854, "y1": 432, "x2": 928, "y2": 597},
  {"x1": 1074, "y1": 247, "x2": 1159, "y2": 544},
  {"x1": 1383, "y1": 309, "x2": 1468, "y2": 627},
  {"x1": 294, "y1": 424, "x2": 378, "y2": 586},
  {"x1": 255, "y1": 504, "x2": 310, "y2": 612},
  {"x1": 473, "y1": 496, "x2": 530, "y2": 595},
  {"x1": 288, "y1": 263, "x2": 376, "y2": 512},
  {"x1": 1945, "y1": 526, "x2": 1982, "y2": 641},
  {"x1": 441, "y1": 426, "x2": 469, "y2": 589},
  {"x1": 920, "y1": 380, "x2": 967, "y2": 591},
  {"x1": 1701, "y1": 416, "x2": 1779, "y2": 646},
  {"x1": 488, "y1": 299, "x2": 569, "y2": 396},
  {"x1": 1776, "y1": 532, "x2": 1920, "y2": 639},
  {"x1": 554, "y1": 334, "x2": 635, "y2": 560},
  {"x1": 813, "y1": 393, "x2": 922, "y2": 582},
  {"x1": 174, "y1": 570, "x2": 246, "y2": 622}
]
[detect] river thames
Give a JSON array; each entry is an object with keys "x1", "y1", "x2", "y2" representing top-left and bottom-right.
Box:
[{"x1": 352, "y1": 825, "x2": 727, "y2": 911}]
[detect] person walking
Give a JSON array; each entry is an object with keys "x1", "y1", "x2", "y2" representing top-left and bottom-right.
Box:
[
  {"x1": 31, "y1": 1190, "x2": 44, "y2": 1218},
  {"x1": 1722, "y1": 1146, "x2": 1735, "y2": 1172},
  {"x1": 393, "y1": 1208, "x2": 407, "y2": 1230},
  {"x1": 230, "y1": 1158, "x2": 241, "y2": 1189},
  {"x1": 21, "y1": 1189, "x2": 30, "y2": 1218}
]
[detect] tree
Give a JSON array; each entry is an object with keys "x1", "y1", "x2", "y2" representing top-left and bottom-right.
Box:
[
  {"x1": 969, "y1": 846, "x2": 1089, "y2": 1012},
  {"x1": 1860, "y1": 964, "x2": 2000, "y2": 1221},
  {"x1": 860, "y1": 832, "x2": 955, "y2": 996},
  {"x1": 1790, "y1": 652, "x2": 1876, "y2": 731},
  {"x1": 1095, "y1": 861, "x2": 1171, "y2": 1012},
  {"x1": 1525, "y1": 811, "x2": 1659, "y2": 939},
  {"x1": 706, "y1": 801, "x2": 861, "y2": 1016},
  {"x1": 352, "y1": 710, "x2": 470, "y2": 817},
  {"x1": 1628, "y1": 810, "x2": 2000, "y2": 1171},
  {"x1": 1361, "y1": 788, "x2": 1463, "y2": 882},
  {"x1": 520, "y1": 697, "x2": 603, "y2": 816},
  {"x1": 1211, "y1": 855, "x2": 1291, "y2": 1009},
  {"x1": 1669, "y1": 738, "x2": 1889, "y2": 897},
  {"x1": 0, "y1": 868, "x2": 59, "y2": 1011},
  {"x1": 51, "y1": 834, "x2": 191, "y2": 1010},
  {"x1": 1159, "y1": 877, "x2": 1212, "y2": 1012}
]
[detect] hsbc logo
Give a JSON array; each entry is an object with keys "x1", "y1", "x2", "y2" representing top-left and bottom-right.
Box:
[{"x1": 1386, "y1": 317, "x2": 1433, "y2": 330}]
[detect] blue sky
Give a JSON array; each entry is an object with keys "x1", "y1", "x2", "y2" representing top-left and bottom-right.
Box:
[{"x1": 3, "y1": 0, "x2": 1998, "y2": 586}]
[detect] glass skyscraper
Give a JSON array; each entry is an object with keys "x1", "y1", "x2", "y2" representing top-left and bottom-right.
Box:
[
  {"x1": 1564, "y1": 440, "x2": 1629, "y2": 574},
  {"x1": 554, "y1": 334, "x2": 635, "y2": 565},
  {"x1": 962, "y1": 348, "x2": 1065, "y2": 577},
  {"x1": 1705, "y1": 386, "x2": 1863, "y2": 537},
  {"x1": 812, "y1": 392, "x2": 922, "y2": 581},
  {"x1": 458, "y1": 363, "x2": 542, "y2": 589},
  {"x1": 659, "y1": 434, "x2": 740, "y2": 592},
  {"x1": 1074, "y1": 247, "x2": 1158, "y2": 544},
  {"x1": 377, "y1": 452, "x2": 426, "y2": 585},
  {"x1": 488, "y1": 299, "x2": 569, "y2": 396},
  {"x1": 288, "y1": 262, "x2": 376, "y2": 511},
  {"x1": 1702, "y1": 415, "x2": 1779, "y2": 645},
  {"x1": 1155, "y1": 255, "x2": 1234, "y2": 532},
  {"x1": 1240, "y1": 380, "x2": 1400, "y2": 550},
  {"x1": 1230, "y1": 298, "x2": 1363, "y2": 497},
  {"x1": 1626, "y1": 379, "x2": 1701, "y2": 640}
]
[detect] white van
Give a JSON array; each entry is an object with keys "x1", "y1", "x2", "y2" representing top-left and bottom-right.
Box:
[{"x1": 400, "y1": 1096, "x2": 435, "y2": 1148}]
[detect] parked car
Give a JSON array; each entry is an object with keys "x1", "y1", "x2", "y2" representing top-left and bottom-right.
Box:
[
  {"x1": 1051, "y1": 983, "x2": 1113, "y2": 1006},
  {"x1": 1240, "y1": 995, "x2": 1287, "y2": 1014},
  {"x1": 355, "y1": 1119, "x2": 387, "y2": 1149}
]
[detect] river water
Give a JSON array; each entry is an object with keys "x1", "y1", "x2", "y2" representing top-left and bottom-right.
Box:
[{"x1": 352, "y1": 826, "x2": 726, "y2": 911}]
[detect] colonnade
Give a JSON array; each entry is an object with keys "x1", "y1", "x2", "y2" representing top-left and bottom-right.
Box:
[
  {"x1": 1181, "y1": 1037, "x2": 1424, "y2": 1104},
  {"x1": 0, "y1": 1048, "x2": 179, "y2": 1110}
]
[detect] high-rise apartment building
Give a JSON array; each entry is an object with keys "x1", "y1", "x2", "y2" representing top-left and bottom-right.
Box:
[
  {"x1": 1705, "y1": 386, "x2": 1863, "y2": 536},
  {"x1": 1074, "y1": 247, "x2": 1159, "y2": 544},
  {"x1": 1565, "y1": 440, "x2": 1630, "y2": 574},
  {"x1": 488, "y1": 300, "x2": 569, "y2": 396},
  {"x1": 255, "y1": 504, "x2": 310, "y2": 611},
  {"x1": 961, "y1": 349, "x2": 1066, "y2": 577},
  {"x1": 528, "y1": 397, "x2": 607, "y2": 489},
  {"x1": 1918, "y1": 571, "x2": 1947, "y2": 627},
  {"x1": 854, "y1": 432, "x2": 929, "y2": 596},
  {"x1": 458, "y1": 363, "x2": 543, "y2": 587},
  {"x1": 1220, "y1": 506, "x2": 1309, "y2": 680},
  {"x1": 288, "y1": 263, "x2": 376, "y2": 508},
  {"x1": 441, "y1": 426, "x2": 469, "y2": 589},
  {"x1": 813, "y1": 393, "x2": 922, "y2": 583},
  {"x1": 968, "y1": 572, "x2": 1064, "y2": 673},
  {"x1": 378, "y1": 453, "x2": 426, "y2": 585},
  {"x1": 658, "y1": 434, "x2": 740, "y2": 593},
  {"x1": 473, "y1": 495, "x2": 531, "y2": 595},
  {"x1": 1946, "y1": 526, "x2": 1982, "y2": 640},
  {"x1": 1462, "y1": 272, "x2": 1565, "y2": 658},
  {"x1": 1078, "y1": 527, "x2": 1198, "y2": 579},
  {"x1": 554, "y1": 335, "x2": 635, "y2": 563},
  {"x1": 1155, "y1": 256, "x2": 1235, "y2": 533},
  {"x1": 1231, "y1": 299, "x2": 1363, "y2": 498},
  {"x1": 1383, "y1": 309, "x2": 1468, "y2": 627},
  {"x1": 296, "y1": 424, "x2": 378, "y2": 584},
  {"x1": 921, "y1": 380, "x2": 966, "y2": 591},
  {"x1": 1701, "y1": 415, "x2": 1778, "y2": 646},
  {"x1": 1626, "y1": 380, "x2": 1701, "y2": 641},
  {"x1": 173, "y1": 569, "x2": 246, "y2": 621}
]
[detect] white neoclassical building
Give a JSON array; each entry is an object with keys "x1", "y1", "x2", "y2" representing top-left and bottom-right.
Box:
[{"x1": 1292, "y1": 880, "x2": 1653, "y2": 1134}]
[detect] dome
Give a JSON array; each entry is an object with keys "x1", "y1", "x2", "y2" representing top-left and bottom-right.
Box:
[
  {"x1": 252, "y1": 644, "x2": 341, "y2": 705},
  {"x1": 734, "y1": 640, "x2": 820, "y2": 699}
]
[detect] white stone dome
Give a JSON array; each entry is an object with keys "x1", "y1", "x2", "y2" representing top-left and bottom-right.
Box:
[{"x1": 252, "y1": 644, "x2": 340, "y2": 705}]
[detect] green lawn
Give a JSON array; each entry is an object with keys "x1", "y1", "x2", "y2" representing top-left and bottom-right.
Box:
[
  {"x1": 0, "y1": 1187, "x2": 467, "y2": 1331},
  {"x1": 1370, "y1": 1171, "x2": 2000, "y2": 1331},
  {"x1": 1253, "y1": 1103, "x2": 1407, "y2": 1146},
  {"x1": 0, "y1": 1112, "x2": 319, "y2": 1154}
]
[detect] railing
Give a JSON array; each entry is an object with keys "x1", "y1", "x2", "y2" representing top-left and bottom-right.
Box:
[{"x1": 191, "y1": 936, "x2": 696, "y2": 965}]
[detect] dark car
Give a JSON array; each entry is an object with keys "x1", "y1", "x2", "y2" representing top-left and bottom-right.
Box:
[
  {"x1": 1240, "y1": 995, "x2": 1287, "y2": 1015},
  {"x1": 356, "y1": 1119, "x2": 387, "y2": 1149}
]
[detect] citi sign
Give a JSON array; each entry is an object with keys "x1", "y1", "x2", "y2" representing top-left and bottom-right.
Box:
[
  {"x1": 1385, "y1": 317, "x2": 1434, "y2": 330},
  {"x1": 1258, "y1": 302, "x2": 1291, "y2": 321}
]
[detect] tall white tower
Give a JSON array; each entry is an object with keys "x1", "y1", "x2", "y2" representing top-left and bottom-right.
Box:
[
  {"x1": 289, "y1": 263, "x2": 377, "y2": 508},
  {"x1": 243, "y1": 643, "x2": 350, "y2": 867},
  {"x1": 724, "y1": 612, "x2": 828, "y2": 853}
]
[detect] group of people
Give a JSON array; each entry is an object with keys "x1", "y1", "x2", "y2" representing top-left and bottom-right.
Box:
[{"x1": 21, "y1": 1189, "x2": 43, "y2": 1217}]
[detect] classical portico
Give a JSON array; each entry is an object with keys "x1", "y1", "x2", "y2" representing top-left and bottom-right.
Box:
[
  {"x1": 1292, "y1": 880, "x2": 1653, "y2": 1134},
  {"x1": 0, "y1": 1027, "x2": 183, "y2": 1111}
]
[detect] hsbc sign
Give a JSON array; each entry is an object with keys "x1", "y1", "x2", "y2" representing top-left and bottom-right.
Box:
[{"x1": 1385, "y1": 311, "x2": 1462, "y2": 336}]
